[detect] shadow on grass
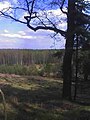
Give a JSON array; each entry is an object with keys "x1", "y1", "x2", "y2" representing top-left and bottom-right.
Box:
[
  {"x1": 1, "y1": 79, "x2": 63, "y2": 120},
  {"x1": 2, "y1": 79, "x2": 62, "y2": 104},
  {"x1": 62, "y1": 110, "x2": 90, "y2": 120},
  {"x1": 0, "y1": 77, "x2": 90, "y2": 120}
]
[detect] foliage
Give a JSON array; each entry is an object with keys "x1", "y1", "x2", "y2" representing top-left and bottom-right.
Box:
[{"x1": 74, "y1": 0, "x2": 90, "y2": 49}]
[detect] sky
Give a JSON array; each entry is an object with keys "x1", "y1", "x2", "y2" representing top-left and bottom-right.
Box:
[{"x1": 0, "y1": 0, "x2": 67, "y2": 49}]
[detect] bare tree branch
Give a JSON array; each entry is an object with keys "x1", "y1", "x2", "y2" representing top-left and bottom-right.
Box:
[
  {"x1": 25, "y1": 0, "x2": 36, "y2": 21},
  {"x1": 0, "y1": 0, "x2": 66, "y2": 37},
  {"x1": 60, "y1": 0, "x2": 67, "y2": 15},
  {"x1": 24, "y1": 17, "x2": 66, "y2": 36},
  {"x1": 25, "y1": 0, "x2": 31, "y2": 15},
  {"x1": 50, "y1": 0, "x2": 67, "y2": 15},
  {"x1": 0, "y1": 11, "x2": 27, "y2": 24},
  {"x1": 7, "y1": 7, "x2": 28, "y2": 11}
]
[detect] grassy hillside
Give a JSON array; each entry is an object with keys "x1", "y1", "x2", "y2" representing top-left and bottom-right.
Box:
[{"x1": 0, "y1": 75, "x2": 90, "y2": 120}]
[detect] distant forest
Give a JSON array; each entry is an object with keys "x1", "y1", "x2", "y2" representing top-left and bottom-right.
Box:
[
  {"x1": 0, "y1": 49, "x2": 63, "y2": 65},
  {"x1": 0, "y1": 49, "x2": 89, "y2": 80},
  {"x1": 0, "y1": 49, "x2": 64, "y2": 77}
]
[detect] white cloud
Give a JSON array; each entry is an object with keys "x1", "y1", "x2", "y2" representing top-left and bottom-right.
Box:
[
  {"x1": 4, "y1": 29, "x2": 9, "y2": 33},
  {"x1": 1, "y1": 29, "x2": 34, "y2": 39},
  {"x1": 48, "y1": 9, "x2": 66, "y2": 17},
  {"x1": 0, "y1": 1, "x2": 13, "y2": 18},
  {"x1": 1, "y1": 28, "x2": 51, "y2": 40},
  {"x1": 5, "y1": 39, "x2": 16, "y2": 43},
  {"x1": 58, "y1": 22, "x2": 67, "y2": 31},
  {"x1": 0, "y1": 39, "x2": 16, "y2": 43},
  {"x1": 0, "y1": 33, "x2": 37, "y2": 39},
  {"x1": 12, "y1": 0, "x2": 18, "y2": 4},
  {"x1": 0, "y1": 1, "x2": 11, "y2": 11},
  {"x1": 0, "y1": 29, "x2": 65, "y2": 49},
  {"x1": 38, "y1": 8, "x2": 67, "y2": 19},
  {"x1": 18, "y1": 31, "x2": 26, "y2": 35},
  {"x1": 19, "y1": 11, "x2": 29, "y2": 22}
]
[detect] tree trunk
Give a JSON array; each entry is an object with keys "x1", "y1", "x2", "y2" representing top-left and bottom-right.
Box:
[
  {"x1": 74, "y1": 36, "x2": 79, "y2": 100},
  {"x1": 62, "y1": 0, "x2": 75, "y2": 100}
]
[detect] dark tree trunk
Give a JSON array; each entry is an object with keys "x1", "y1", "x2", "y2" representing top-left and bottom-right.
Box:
[
  {"x1": 62, "y1": 0, "x2": 75, "y2": 100},
  {"x1": 84, "y1": 73, "x2": 88, "y2": 81},
  {"x1": 74, "y1": 36, "x2": 79, "y2": 100}
]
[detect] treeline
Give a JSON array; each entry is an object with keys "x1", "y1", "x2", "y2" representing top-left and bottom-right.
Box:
[
  {"x1": 0, "y1": 49, "x2": 63, "y2": 65},
  {"x1": 0, "y1": 49, "x2": 89, "y2": 79},
  {"x1": 0, "y1": 49, "x2": 64, "y2": 77}
]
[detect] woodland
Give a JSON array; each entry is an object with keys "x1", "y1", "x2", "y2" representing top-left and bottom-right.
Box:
[
  {"x1": 0, "y1": 0, "x2": 90, "y2": 120},
  {"x1": 0, "y1": 49, "x2": 90, "y2": 120}
]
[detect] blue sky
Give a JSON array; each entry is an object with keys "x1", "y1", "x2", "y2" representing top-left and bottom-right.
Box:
[{"x1": 0, "y1": 0, "x2": 66, "y2": 49}]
